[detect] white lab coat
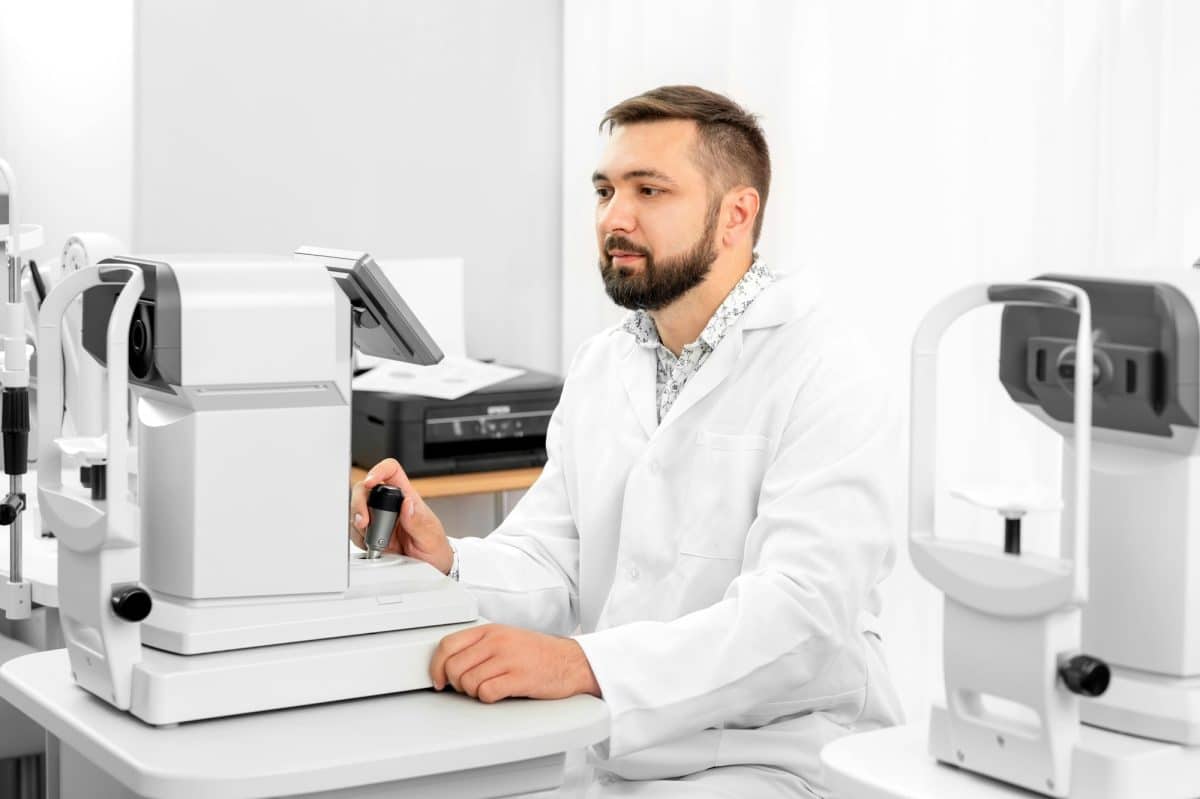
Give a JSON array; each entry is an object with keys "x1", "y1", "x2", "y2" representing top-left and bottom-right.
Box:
[{"x1": 452, "y1": 272, "x2": 904, "y2": 797}]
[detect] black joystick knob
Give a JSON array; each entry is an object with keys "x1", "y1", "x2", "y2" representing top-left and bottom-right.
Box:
[
  {"x1": 111, "y1": 586, "x2": 153, "y2": 622},
  {"x1": 0, "y1": 493, "x2": 25, "y2": 525},
  {"x1": 364, "y1": 484, "x2": 405, "y2": 559},
  {"x1": 1059, "y1": 654, "x2": 1110, "y2": 697}
]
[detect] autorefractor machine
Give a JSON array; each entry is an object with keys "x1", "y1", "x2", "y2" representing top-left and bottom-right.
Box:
[
  {"x1": 31, "y1": 247, "x2": 480, "y2": 724},
  {"x1": 824, "y1": 273, "x2": 1200, "y2": 798}
]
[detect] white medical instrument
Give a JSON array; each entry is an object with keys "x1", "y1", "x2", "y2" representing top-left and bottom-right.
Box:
[
  {"x1": 0, "y1": 221, "x2": 131, "y2": 618},
  {"x1": 35, "y1": 247, "x2": 480, "y2": 724},
  {"x1": 823, "y1": 273, "x2": 1200, "y2": 798},
  {"x1": 0, "y1": 158, "x2": 38, "y2": 623}
]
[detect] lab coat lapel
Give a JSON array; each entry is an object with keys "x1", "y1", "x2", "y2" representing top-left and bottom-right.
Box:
[
  {"x1": 618, "y1": 336, "x2": 658, "y2": 439},
  {"x1": 655, "y1": 273, "x2": 807, "y2": 432},
  {"x1": 657, "y1": 331, "x2": 743, "y2": 431}
]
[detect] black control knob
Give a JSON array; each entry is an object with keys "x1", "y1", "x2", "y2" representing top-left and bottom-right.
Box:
[
  {"x1": 1059, "y1": 654, "x2": 1110, "y2": 697},
  {"x1": 111, "y1": 586, "x2": 153, "y2": 622},
  {"x1": 0, "y1": 493, "x2": 25, "y2": 525},
  {"x1": 89, "y1": 465, "x2": 107, "y2": 501}
]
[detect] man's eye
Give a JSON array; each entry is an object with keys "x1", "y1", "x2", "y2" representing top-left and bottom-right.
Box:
[
  {"x1": 640, "y1": 186, "x2": 662, "y2": 197},
  {"x1": 595, "y1": 187, "x2": 612, "y2": 200}
]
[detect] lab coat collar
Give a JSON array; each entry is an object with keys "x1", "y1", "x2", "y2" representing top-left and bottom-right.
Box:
[
  {"x1": 738, "y1": 271, "x2": 816, "y2": 331},
  {"x1": 657, "y1": 272, "x2": 814, "y2": 430},
  {"x1": 613, "y1": 271, "x2": 816, "y2": 439}
]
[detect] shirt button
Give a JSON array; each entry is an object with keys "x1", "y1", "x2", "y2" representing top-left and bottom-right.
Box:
[
  {"x1": 647, "y1": 459, "x2": 661, "y2": 476},
  {"x1": 627, "y1": 565, "x2": 640, "y2": 581}
]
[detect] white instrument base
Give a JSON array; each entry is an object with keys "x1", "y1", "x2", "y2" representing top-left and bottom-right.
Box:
[
  {"x1": 822, "y1": 712, "x2": 1200, "y2": 799},
  {"x1": 1082, "y1": 664, "x2": 1200, "y2": 745},
  {"x1": 132, "y1": 621, "x2": 481, "y2": 725},
  {"x1": 142, "y1": 555, "x2": 478, "y2": 654}
]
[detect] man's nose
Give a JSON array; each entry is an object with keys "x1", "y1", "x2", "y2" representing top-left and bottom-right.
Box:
[{"x1": 598, "y1": 191, "x2": 636, "y2": 235}]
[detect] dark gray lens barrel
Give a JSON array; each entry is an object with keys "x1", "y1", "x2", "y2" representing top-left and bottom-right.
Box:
[{"x1": 365, "y1": 485, "x2": 405, "y2": 557}]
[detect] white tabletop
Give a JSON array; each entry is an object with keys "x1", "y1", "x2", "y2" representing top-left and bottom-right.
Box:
[
  {"x1": 821, "y1": 723, "x2": 1026, "y2": 799},
  {"x1": 1, "y1": 648, "x2": 610, "y2": 799}
]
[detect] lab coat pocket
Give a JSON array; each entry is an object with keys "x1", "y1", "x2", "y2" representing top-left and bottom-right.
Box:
[
  {"x1": 678, "y1": 431, "x2": 771, "y2": 560},
  {"x1": 696, "y1": 431, "x2": 770, "y2": 452}
]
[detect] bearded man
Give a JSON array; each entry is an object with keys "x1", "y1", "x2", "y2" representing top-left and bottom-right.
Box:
[{"x1": 352, "y1": 85, "x2": 903, "y2": 798}]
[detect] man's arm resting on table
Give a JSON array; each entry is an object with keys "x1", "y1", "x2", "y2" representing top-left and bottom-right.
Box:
[{"x1": 429, "y1": 623, "x2": 602, "y2": 703}]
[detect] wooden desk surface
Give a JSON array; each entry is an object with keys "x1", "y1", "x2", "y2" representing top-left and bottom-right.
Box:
[{"x1": 350, "y1": 465, "x2": 542, "y2": 498}]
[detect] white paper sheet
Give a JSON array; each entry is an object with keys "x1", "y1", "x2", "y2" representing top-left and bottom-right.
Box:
[{"x1": 351, "y1": 356, "x2": 524, "y2": 400}]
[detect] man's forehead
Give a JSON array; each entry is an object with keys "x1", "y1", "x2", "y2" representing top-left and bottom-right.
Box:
[{"x1": 594, "y1": 119, "x2": 702, "y2": 182}]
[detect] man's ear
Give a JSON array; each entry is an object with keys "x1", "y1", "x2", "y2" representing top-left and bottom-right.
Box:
[{"x1": 721, "y1": 186, "x2": 760, "y2": 249}]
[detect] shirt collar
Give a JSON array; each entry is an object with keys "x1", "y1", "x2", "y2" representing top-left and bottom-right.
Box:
[{"x1": 620, "y1": 258, "x2": 777, "y2": 352}]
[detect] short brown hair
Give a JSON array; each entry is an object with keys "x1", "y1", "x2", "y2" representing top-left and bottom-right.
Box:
[{"x1": 600, "y1": 85, "x2": 771, "y2": 243}]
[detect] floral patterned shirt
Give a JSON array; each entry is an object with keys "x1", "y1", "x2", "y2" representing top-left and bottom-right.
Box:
[{"x1": 622, "y1": 259, "x2": 776, "y2": 423}]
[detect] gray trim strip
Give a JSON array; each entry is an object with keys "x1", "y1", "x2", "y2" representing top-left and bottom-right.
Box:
[{"x1": 988, "y1": 283, "x2": 1079, "y2": 309}]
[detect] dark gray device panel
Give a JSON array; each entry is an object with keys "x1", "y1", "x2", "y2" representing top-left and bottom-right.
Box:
[
  {"x1": 325, "y1": 254, "x2": 443, "y2": 366},
  {"x1": 998, "y1": 274, "x2": 1200, "y2": 437},
  {"x1": 82, "y1": 258, "x2": 182, "y2": 394}
]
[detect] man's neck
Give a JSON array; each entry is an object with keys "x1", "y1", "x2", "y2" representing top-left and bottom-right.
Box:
[{"x1": 649, "y1": 251, "x2": 754, "y2": 356}]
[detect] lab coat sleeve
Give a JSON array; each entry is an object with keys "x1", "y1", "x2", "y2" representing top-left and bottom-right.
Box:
[
  {"x1": 573, "y1": 373, "x2": 898, "y2": 759},
  {"x1": 449, "y1": 397, "x2": 580, "y2": 636}
]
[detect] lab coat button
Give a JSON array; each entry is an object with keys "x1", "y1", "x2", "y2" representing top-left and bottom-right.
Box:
[
  {"x1": 647, "y1": 459, "x2": 660, "y2": 476},
  {"x1": 627, "y1": 565, "x2": 639, "y2": 581}
]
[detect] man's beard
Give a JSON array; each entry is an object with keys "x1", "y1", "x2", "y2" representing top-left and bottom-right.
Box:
[{"x1": 599, "y1": 203, "x2": 720, "y2": 312}]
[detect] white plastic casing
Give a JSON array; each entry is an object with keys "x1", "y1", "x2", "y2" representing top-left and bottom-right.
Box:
[
  {"x1": 134, "y1": 257, "x2": 351, "y2": 600},
  {"x1": 909, "y1": 281, "x2": 1092, "y2": 797}
]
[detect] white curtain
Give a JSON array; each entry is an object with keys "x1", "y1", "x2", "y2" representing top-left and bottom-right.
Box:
[{"x1": 562, "y1": 0, "x2": 1200, "y2": 721}]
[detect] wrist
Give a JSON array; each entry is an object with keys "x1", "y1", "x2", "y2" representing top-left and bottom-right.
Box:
[{"x1": 566, "y1": 639, "x2": 602, "y2": 697}]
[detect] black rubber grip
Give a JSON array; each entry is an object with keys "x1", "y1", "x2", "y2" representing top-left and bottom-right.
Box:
[
  {"x1": 368, "y1": 484, "x2": 405, "y2": 513},
  {"x1": 2, "y1": 388, "x2": 30, "y2": 476},
  {"x1": 90, "y1": 465, "x2": 107, "y2": 501},
  {"x1": 111, "y1": 585, "x2": 153, "y2": 622},
  {"x1": 1059, "y1": 655, "x2": 1111, "y2": 697}
]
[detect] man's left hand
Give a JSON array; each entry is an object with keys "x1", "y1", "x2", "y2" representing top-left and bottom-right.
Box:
[{"x1": 429, "y1": 624, "x2": 601, "y2": 703}]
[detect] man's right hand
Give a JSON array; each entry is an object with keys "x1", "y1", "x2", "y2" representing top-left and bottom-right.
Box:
[{"x1": 350, "y1": 458, "x2": 455, "y2": 575}]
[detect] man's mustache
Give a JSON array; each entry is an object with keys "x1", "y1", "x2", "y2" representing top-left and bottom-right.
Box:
[{"x1": 604, "y1": 235, "x2": 651, "y2": 257}]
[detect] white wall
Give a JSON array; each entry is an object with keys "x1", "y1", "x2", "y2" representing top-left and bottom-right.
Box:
[
  {"x1": 2, "y1": 0, "x2": 563, "y2": 539},
  {"x1": 3, "y1": 1, "x2": 564, "y2": 378},
  {"x1": 563, "y1": 0, "x2": 1200, "y2": 722},
  {"x1": 0, "y1": 0, "x2": 135, "y2": 250},
  {"x1": 134, "y1": 0, "x2": 563, "y2": 375}
]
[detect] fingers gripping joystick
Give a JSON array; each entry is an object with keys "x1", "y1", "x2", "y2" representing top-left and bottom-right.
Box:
[{"x1": 364, "y1": 485, "x2": 405, "y2": 559}]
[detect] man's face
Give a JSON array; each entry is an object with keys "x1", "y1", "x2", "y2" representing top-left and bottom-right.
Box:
[{"x1": 592, "y1": 120, "x2": 721, "y2": 311}]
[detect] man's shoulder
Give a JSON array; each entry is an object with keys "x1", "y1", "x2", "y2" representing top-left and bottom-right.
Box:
[
  {"x1": 564, "y1": 320, "x2": 636, "y2": 373},
  {"x1": 749, "y1": 273, "x2": 881, "y2": 375}
]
